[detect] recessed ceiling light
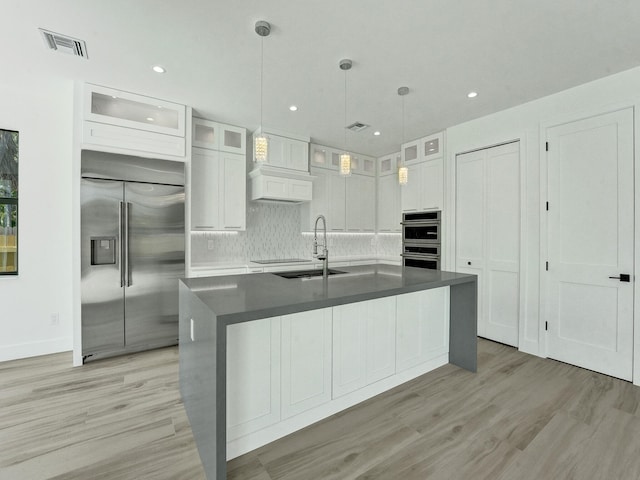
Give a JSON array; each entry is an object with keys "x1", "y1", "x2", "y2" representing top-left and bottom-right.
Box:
[
  {"x1": 467, "y1": 91, "x2": 478, "y2": 98},
  {"x1": 289, "y1": 105, "x2": 298, "y2": 111},
  {"x1": 146, "y1": 117, "x2": 155, "y2": 122},
  {"x1": 373, "y1": 131, "x2": 381, "y2": 136},
  {"x1": 152, "y1": 65, "x2": 166, "y2": 74}
]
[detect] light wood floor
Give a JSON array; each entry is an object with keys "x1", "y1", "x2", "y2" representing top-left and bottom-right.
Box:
[{"x1": 2, "y1": 340, "x2": 640, "y2": 479}]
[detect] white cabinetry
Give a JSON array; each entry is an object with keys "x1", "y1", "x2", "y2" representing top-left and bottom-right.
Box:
[
  {"x1": 301, "y1": 166, "x2": 375, "y2": 232},
  {"x1": 191, "y1": 148, "x2": 246, "y2": 230},
  {"x1": 396, "y1": 287, "x2": 450, "y2": 372},
  {"x1": 252, "y1": 128, "x2": 309, "y2": 171},
  {"x1": 377, "y1": 152, "x2": 401, "y2": 232},
  {"x1": 192, "y1": 118, "x2": 246, "y2": 154},
  {"x1": 455, "y1": 142, "x2": 520, "y2": 347},
  {"x1": 227, "y1": 317, "x2": 281, "y2": 441},
  {"x1": 81, "y1": 83, "x2": 187, "y2": 159},
  {"x1": 281, "y1": 308, "x2": 332, "y2": 419},
  {"x1": 345, "y1": 174, "x2": 376, "y2": 232},
  {"x1": 332, "y1": 297, "x2": 396, "y2": 398},
  {"x1": 400, "y1": 132, "x2": 444, "y2": 213}
]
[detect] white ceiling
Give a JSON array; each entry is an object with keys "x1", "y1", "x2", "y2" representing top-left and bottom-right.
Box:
[{"x1": 4, "y1": 1, "x2": 640, "y2": 157}]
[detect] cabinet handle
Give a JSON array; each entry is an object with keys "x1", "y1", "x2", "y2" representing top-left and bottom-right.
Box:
[
  {"x1": 225, "y1": 226, "x2": 242, "y2": 229},
  {"x1": 194, "y1": 225, "x2": 216, "y2": 229}
]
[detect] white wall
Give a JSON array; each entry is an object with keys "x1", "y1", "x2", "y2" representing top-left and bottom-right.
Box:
[
  {"x1": 0, "y1": 78, "x2": 74, "y2": 361},
  {"x1": 443, "y1": 65, "x2": 640, "y2": 378}
]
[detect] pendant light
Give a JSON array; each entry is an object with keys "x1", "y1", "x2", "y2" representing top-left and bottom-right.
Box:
[
  {"x1": 339, "y1": 59, "x2": 352, "y2": 176},
  {"x1": 398, "y1": 86, "x2": 409, "y2": 186},
  {"x1": 254, "y1": 20, "x2": 271, "y2": 163}
]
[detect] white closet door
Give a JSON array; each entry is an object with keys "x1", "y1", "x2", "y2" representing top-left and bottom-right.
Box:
[
  {"x1": 484, "y1": 142, "x2": 520, "y2": 346},
  {"x1": 546, "y1": 108, "x2": 634, "y2": 381},
  {"x1": 455, "y1": 150, "x2": 486, "y2": 336},
  {"x1": 456, "y1": 142, "x2": 520, "y2": 347}
]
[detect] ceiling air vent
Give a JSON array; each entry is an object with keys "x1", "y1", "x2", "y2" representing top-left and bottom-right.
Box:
[
  {"x1": 346, "y1": 122, "x2": 369, "y2": 132},
  {"x1": 39, "y1": 28, "x2": 88, "y2": 59}
]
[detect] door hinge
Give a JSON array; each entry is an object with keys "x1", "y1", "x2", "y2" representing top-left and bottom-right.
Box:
[
  {"x1": 545, "y1": 142, "x2": 549, "y2": 151},
  {"x1": 546, "y1": 201, "x2": 549, "y2": 211},
  {"x1": 546, "y1": 261, "x2": 549, "y2": 271},
  {"x1": 545, "y1": 321, "x2": 548, "y2": 331}
]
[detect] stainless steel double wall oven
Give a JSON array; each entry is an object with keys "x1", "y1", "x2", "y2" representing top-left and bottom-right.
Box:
[{"x1": 401, "y1": 211, "x2": 441, "y2": 270}]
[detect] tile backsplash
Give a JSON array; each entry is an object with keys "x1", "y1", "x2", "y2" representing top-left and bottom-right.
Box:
[{"x1": 191, "y1": 202, "x2": 401, "y2": 266}]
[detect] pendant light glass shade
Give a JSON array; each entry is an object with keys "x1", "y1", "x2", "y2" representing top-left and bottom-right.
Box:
[
  {"x1": 398, "y1": 165, "x2": 408, "y2": 185},
  {"x1": 254, "y1": 21, "x2": 270, "y2": 163},
  {"x1": 340, "y1": 153, "x2": 352, "y2": 176},
  {"x1": 398, "y1": 86, "x2": 409, "y2": 185},
  {"x1": 254, "y1": 134, "x2": 268, "y2": 163}
]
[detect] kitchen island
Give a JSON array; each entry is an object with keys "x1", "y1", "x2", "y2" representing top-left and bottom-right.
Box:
[{"x1": 179, "y1": 264, "x2": 477, "y2": 480}]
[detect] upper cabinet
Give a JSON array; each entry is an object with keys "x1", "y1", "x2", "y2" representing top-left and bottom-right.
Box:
[
  {"x1": 190, "y1": 117, "x2": 247, "y2": 231},
  {"x1": 400, "y1": 132, "x2": 444, "y2": 213},
  {"x1": 377, "y1": 152, "x2": 401, "y2": 232},
  {"x1": 252, "y1": 128, "x2": 309, "y2": 172},
  {"x1": 192, "y1": 118, "x2": 246, "y2": 154},
  {"x1": 310, "y1": 144, "x2": 375, "y2": 176},
  {"x1": 81, "y1": 83, "x2": 187, "y2": 159}
]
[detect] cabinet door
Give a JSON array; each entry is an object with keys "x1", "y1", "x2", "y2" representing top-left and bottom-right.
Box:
[
  {"x1": 422, "y1": 158, "x2": 443, "y2": 210},
  {"x1": 227, "y1": 317, "x2": 281, "y2": 441},
  {"x1": 192, "y1": 118, "x2": 219, "y2": 150},
  {"x1": 421, "y1": 133, "x2": 443, "y2": 160},
  {"x1": 265, "y1": 135, "x2": 287, "y2": 168},
  {"x1": 327, "y1": 174, "x2": 346, "y2": 231},
  {"x1": 302, "y1": 171, "x2": 329, "y2": 231},
  {"x1": 401, "y1": 163, "x2": 423, "y2": 212},
  {"x1": 281, "y1": 308, "x2": 332, "y2": 419},
  {"x1": 220, "y1": 124, "x2": 246, "y2": 155},
  {"x1": 402, "y1": 139, "x2": 420, "y2": 165},
  {"x1": 191, "y1": 149, "x2": 220, "y2": 229},
  {"x1": 396, "y1": 288, "x2": 450, "y2": 372},
  {"x1": 286, "y1": 138, "x2": 309, "y2": 171},
  {"x1": 365, "y1": 297, "x2": 396, "y2": 385},
  {"x1": 220, "y1": 152, "x2": 246, "y2": 230},
  {"x1": 85, "y1": 84, "x2": 186, "y2": 137},
  {"x1": 332, "y1": 302, "x2": 367, "y2": 397},
  {"x1": 333, "y1": 297, "x2": 396, "y2": 398},
  {"x1": 378, "y1": 174, "x2": 400, "y2": 232},
  {"x1": 346, "y1": 175, "x2": 374, "y2": 232}
]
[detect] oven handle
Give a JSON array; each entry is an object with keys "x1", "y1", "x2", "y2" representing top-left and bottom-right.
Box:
[
  {"x1": 401, "y1": 253, "x2": 440, "y2": 260},
  {"x1": 401, "y1": 221, "x2": 441, "y2": 226}
]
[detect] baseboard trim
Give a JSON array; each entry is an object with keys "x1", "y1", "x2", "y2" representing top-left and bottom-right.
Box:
[{"x1": 0, "y1": 337, "x2": 72, "y2": 363}]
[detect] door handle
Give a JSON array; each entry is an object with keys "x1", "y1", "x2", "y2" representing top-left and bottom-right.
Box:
[
  {"x1": 125, "y1": 202, "x2": 132, "y2": 287},
  {"x1": 119, "y1": 201, "x2": 125, "y2": 287},
  {"x1": 608, "y1": 274, "x2": 630, "y2": 282}
]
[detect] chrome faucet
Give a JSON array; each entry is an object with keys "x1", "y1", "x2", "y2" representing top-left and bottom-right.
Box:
[{"x1": 313, "y1": 214, "x2": 329, "y2": 278}]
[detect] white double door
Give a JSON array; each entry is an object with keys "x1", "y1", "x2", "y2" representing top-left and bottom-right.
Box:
[
  {"x1": 456, "y1": 141, "x2": 520, "y2": 347},
  {"x1": 545, "y1": 108, "x2": 634, "y2": 381}
]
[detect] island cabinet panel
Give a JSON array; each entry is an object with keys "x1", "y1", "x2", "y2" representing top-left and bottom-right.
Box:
[
  {"x1": 281, "y1": 308, "x2": 333, "y2": 419},
  {"x1": 226, "y1": 317, "x2": 281, "y2": 441},
  {"x1": 396, "y1": 287, "x2": 450, "y2": 372},
  {"x1": 333, "y1": 297, "x2": 396, "y2": 398}
]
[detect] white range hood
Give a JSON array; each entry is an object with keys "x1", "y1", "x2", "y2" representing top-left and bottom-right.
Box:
[{"x1": 249, "y1": 166, "x2": 314, "y2": 203}]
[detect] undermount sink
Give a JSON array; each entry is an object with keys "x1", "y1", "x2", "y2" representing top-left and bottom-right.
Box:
[{"x1": 272, "y1": 269, "x2": 347, "y2": 279}]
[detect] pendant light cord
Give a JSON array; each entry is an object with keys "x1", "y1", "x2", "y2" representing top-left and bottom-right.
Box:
[
  {"x1": 344, "y1": 69, "x2": 347, "y2": 150},
  {"x1": 401, "y1": 93, "x2": 405, "y2": 145},
  {"x1": 260, "y1": 36, "x2": 264, "y2": 130}
]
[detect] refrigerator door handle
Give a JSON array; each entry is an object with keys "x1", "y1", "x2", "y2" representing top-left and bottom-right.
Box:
[
  {"x1": 119, "y1": 201, "x2": 126, "y2": 287},
  {"x1": 125, "y1": 202, "x2": 132, "y2": 287}
]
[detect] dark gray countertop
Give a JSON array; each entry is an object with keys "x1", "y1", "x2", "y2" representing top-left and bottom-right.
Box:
[{"x1": 181, "y1": 264, "x2": 477, "y2": 325}]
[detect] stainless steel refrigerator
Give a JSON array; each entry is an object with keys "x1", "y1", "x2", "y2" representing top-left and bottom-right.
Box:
[{"x1": 81, "y1": 152, "x2": 185, "y2": 362}]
